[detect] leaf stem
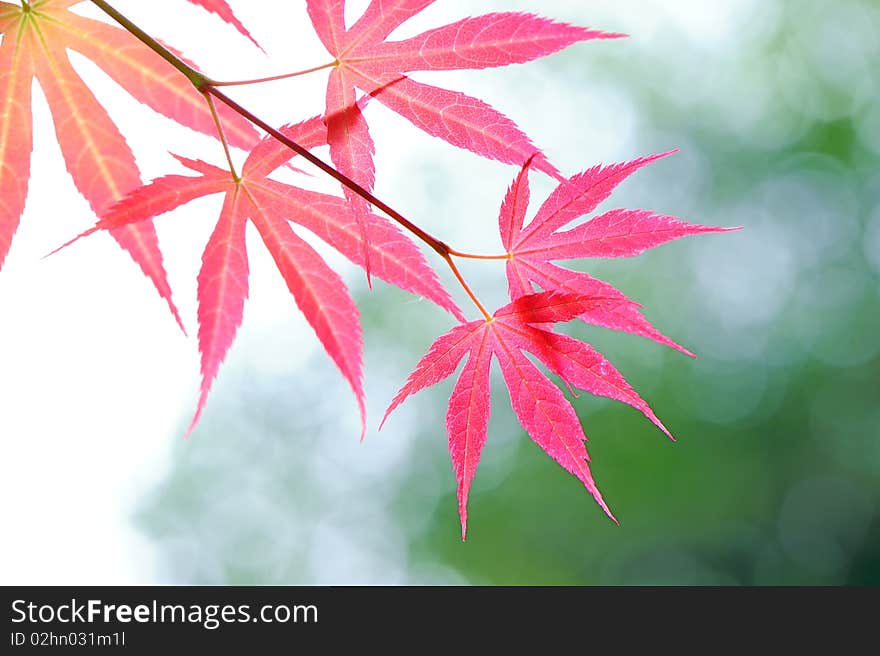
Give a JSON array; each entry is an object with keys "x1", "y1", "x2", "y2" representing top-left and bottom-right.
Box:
[
  {"x1": 203, "y1": 91, "x2": 239, "y2": 181},
  {"x1": 443, "y1": 256, "x2": 491, "y2": 321},
  {"x1": 447, "y1": 248, "x2": 510, "y2": 261},
  {"x1": 210, "y1": 62, "x2": 338, "y2": 87}
]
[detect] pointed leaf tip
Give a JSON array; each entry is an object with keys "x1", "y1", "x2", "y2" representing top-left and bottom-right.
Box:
[
  {"x1": 186, "y1": 0, "x2": 264, "y2": 51},
  {"x1": 190, "y1": 189, "x2": 250, "y2": 438},
  {"x1": 499, "y1": 155, "x2": 534, "y2": 250},
  {"x1": 446, "y1": 331, "x2": 491, "y2": 548},
  {"x1": 184, "y1": 392, "x2": 207, "y2": 440},
  {"x1": 43, "y1": 225, "x2": 101, "y2": 260}
]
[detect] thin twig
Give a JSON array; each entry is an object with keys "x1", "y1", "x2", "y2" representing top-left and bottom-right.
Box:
[
  {"x1": 443, "y1": 256, "x2": 491, "y2": 321},
  {"x1": 447, "y1": 249, "x2": 510, "y2": 261},
  {"x1": 210, "y1": 61, "x2": 338, "y2": 87},
  {"x1": 203, "y1": 91, "x2": 239, "y2": 181}
]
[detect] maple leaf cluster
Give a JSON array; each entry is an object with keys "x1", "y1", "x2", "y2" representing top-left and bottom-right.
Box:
[{"x1": 0, "y1": 0, "x2": 735, "y2": 538}]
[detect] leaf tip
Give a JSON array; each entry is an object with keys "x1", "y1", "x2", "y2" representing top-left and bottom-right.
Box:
[
  {"x1": 44, "y1": 227, "x2": 100, "y2": 260},
  {"x1": 458, "y1": 501, "x2": 469, "y2": 541},
  {"x1": 657, "y1": 415, "x2": 677, "y2": 442},
  {"x1": 643, "y1": 404, "x2": 675, "y2": 442},
  {"x1": 529, "y1": 151, "x2": 563, "y2": 181},
  {"x1": 356, "y1": 394, "x2": 368, "y2": 442},
  {"x1": 165, "y1": 299, "x2": 187, "y2": 336},
  {"x1": 185, "y1": 376, "x2": 215, "y2": 439},
  {"x1": 183, "y1": 415, "x2": 199, "y2": 441},
  {"x1": 597, "y1": 494, "x2": 617, "y2": 525},
  {"x1": 377, "y1": 406, "x2": 393, "y2": 432}
]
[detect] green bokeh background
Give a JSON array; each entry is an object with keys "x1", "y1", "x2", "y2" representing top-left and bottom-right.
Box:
[{"x1": 138, "y1": 0, "x2": 880, "y2": 585}]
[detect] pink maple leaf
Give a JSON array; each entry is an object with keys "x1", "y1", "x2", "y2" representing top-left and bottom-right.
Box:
[
  {"x1": 305, "y1": 0, "x2": 622, "y2": 189},
  {"x1": 384, "y1": 291, "x2": 675, "y2": 539},
  {"x1": 62, "y1": 118, "x2": 463, "y2": 436},
  {"x1": 502, "y1": 153, "x2": 738, "y2": 356}
]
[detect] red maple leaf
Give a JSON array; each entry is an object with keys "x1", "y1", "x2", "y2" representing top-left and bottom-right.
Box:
[
  {"x1": 305, "y1": 0, "x2": 620, "y2": 178},
  {"x1": 0, "y1": 0, "x2": 258, "y2": 326},
  {"x1": 502, "y1": 153, "x2": 737, "y2": 355},
  {"x1": 304, "y1": 0, "x2": 621, "y2": 276},
  {"x1": 67, "y1": 118, "x2": 463, "y2": 436},
  {"x1": 383, "y1": 291, "x2": 674, "y2": 539}
]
